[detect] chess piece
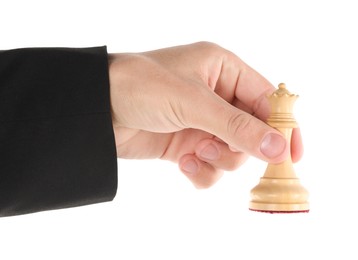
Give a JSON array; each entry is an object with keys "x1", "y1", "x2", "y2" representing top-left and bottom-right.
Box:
[{"x1": 249, "y1": 83, "x2": 309, "y2": 213}]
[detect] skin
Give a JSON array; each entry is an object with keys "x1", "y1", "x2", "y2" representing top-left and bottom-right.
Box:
[{"x1": 108, "y1": 42, "x2": 303, "y2": 189}]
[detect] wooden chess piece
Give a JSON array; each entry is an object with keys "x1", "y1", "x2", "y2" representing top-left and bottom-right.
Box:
[{"x1": 249, "y1": 83, "x2": 309, "y2": 213}]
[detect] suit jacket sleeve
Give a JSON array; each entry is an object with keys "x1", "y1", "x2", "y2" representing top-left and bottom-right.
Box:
[{"x1": 0, "y1": 46, "x2": 118, "y2": 217}]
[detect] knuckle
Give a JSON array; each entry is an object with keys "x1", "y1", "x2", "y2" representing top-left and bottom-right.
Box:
[
  {"x1": 227, "y1": 112, "x2": 254, "y2": 138},
  {"x1": 225, "y1": 153, "x2": 248, "y2": 171},
  {"x1": 193, "y1": 41, "x2": 223, "y2": 55},
  {"x1": 194, "y1": 181, "x2": 215, "y2": 190},
  {"x1": 194, "y1": 41, "x2": 218, "y2": 48},
  {"x1": 192, "y1": 169, "x2": 223, "y2": 189},
  {"x1": 225, "y1": 161, "x2": 241, "y2": 171}
]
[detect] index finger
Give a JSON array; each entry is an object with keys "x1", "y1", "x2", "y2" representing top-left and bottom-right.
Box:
[
  {"x1": 214, "y1": 49, "x2": 304, "y2": 162},
  {"x1": 215, "y1": 51, "x2": 275, "y2": 121}
]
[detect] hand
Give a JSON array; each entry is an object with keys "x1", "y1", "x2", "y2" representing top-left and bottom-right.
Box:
[{"x1": 108, "y1": 42, "x2": 303, "y2": 188}]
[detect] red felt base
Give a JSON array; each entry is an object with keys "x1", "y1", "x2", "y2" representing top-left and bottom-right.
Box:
[{"x1": 249, "y1": 208, "x2": 309, "y2": 214}]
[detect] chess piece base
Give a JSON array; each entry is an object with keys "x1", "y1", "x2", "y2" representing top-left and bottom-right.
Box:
[{"x1": 249, "y1": 177, "x2": 309, "y2": 213}]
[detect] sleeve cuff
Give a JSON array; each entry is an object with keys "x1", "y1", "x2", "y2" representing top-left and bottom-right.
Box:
[{"x1": 0, "y1": 46, "x2": 118, "y2": 217}]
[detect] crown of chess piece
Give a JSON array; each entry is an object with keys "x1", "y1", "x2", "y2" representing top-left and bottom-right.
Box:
[{"x1": 249, "y1": 83, "x2": 309, "y2": 213}]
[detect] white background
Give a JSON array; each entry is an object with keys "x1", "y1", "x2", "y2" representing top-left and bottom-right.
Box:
[{"x1": 1, "y1": 0, "x2": 357, "y2": 259}]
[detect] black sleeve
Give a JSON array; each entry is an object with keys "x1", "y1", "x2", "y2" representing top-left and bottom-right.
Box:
[{"x1": 0, "y1": 46, "x2": 118, "y2": 217}]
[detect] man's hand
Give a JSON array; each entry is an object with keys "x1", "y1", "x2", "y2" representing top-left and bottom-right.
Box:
[{"x1": 108, "y1": 42, "x2": 303, "y2": 188}]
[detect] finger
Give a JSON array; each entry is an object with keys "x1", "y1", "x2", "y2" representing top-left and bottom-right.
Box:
[
  {"x1": 179, "y1": 154, "x2": 224, "y2": 189},
  {"x1": 214, "y1": 51, "x2": 275, "y2": 121},
  {"x1": 186, "y1": 88, "x2": 289, "y2": 164},
  {"x1": 234, "y1": 98, "x2": 304, "y2": 163},
  {"x1": 291, "y1": 128, "x2": 304, "y2": 163},
  {"x1": 194, "y1": 138, "x2": 249, "y2": 171}
]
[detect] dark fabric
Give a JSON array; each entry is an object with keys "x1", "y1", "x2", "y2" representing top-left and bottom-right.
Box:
[{"x1": 0, "y1": 46, "x2": 118, "y2": 217}]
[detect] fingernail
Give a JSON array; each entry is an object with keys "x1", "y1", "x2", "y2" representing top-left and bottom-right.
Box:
[
  {"x1": 200, "y1": 144, "x2": 219, "y2": 160},
  {"x1": 260, "y1": 133, "x2": 286, "y2": 159},
  {"x1": 181, "y1": 159, "x2": 199, "y2": 174}
]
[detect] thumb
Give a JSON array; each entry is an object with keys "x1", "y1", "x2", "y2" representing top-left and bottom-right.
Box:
[{"x1": 187, "y1": 90, "x2": 289, "y2": 163}]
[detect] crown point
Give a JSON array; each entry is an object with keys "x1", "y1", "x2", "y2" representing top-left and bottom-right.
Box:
[{"x1": 278, "y1": 83, "x2": 286, "y2": 89}]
